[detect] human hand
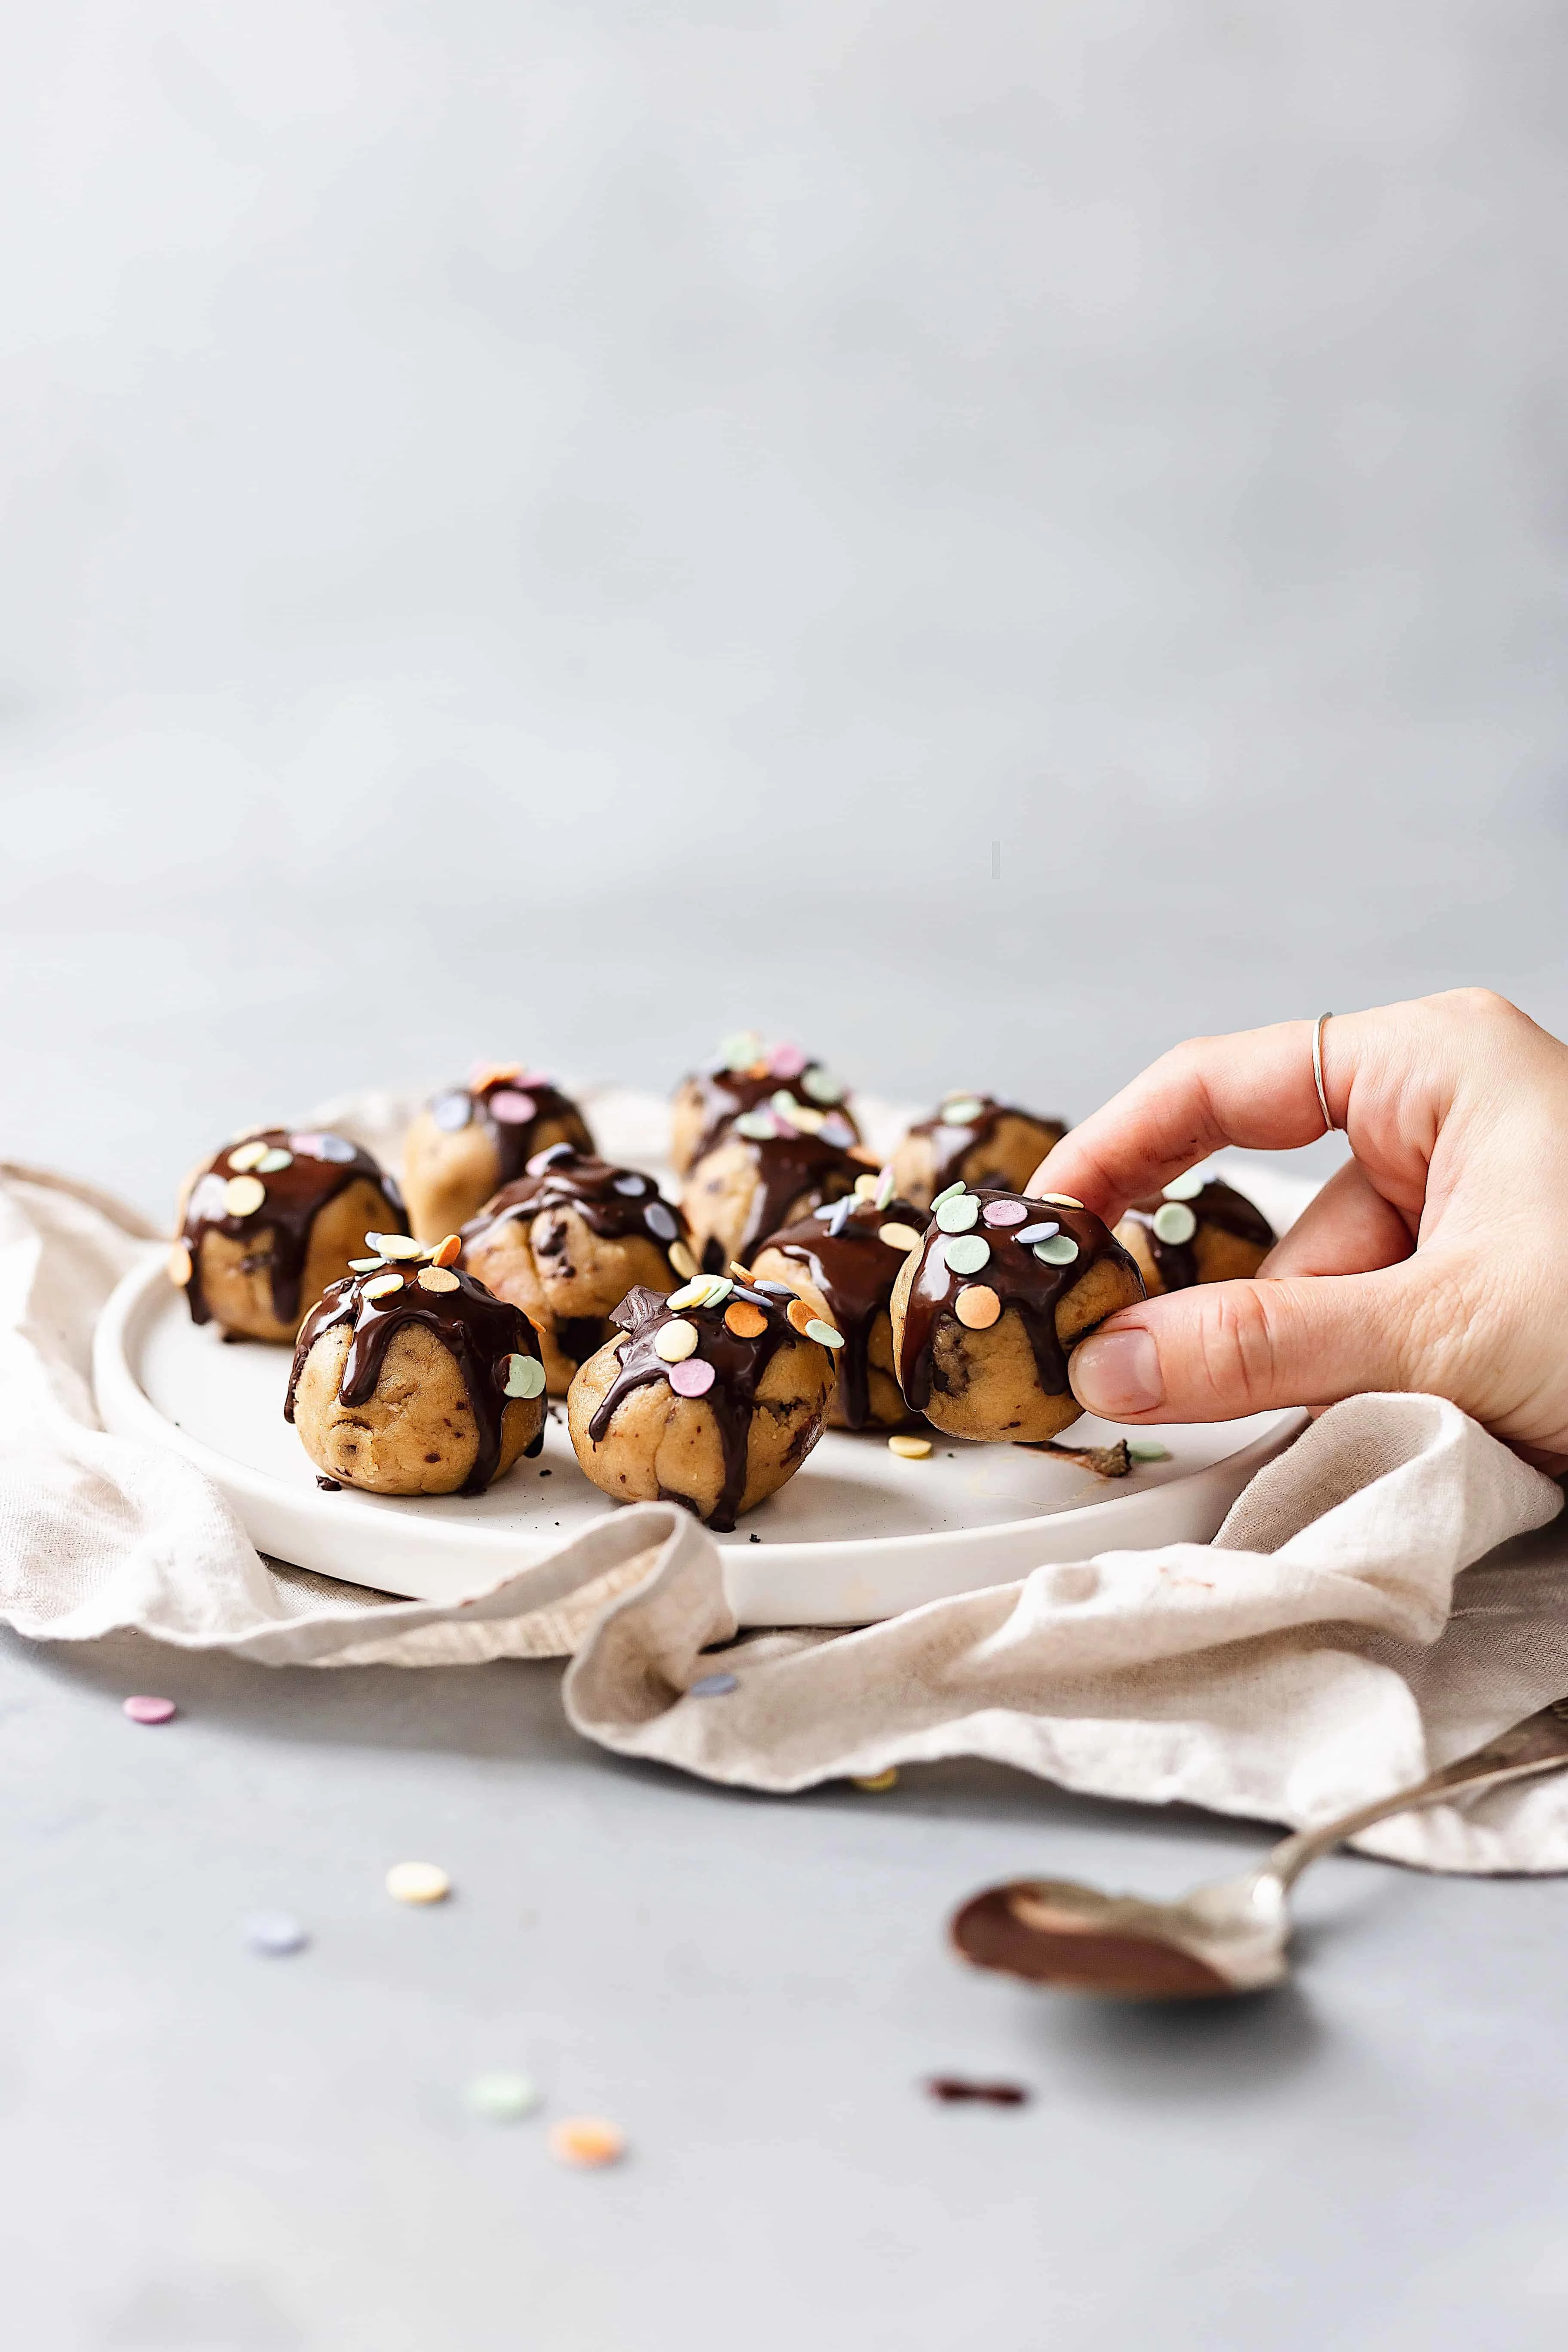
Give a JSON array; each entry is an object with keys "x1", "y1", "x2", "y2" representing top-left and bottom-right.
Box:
[{"x1": 1028, "y1": 990, "x2": 1568, "y2": 1470}]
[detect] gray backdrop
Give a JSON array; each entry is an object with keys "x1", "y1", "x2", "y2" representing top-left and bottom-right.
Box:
[{"x1": 3, "y1": 9, "x2": 1568, "y2": 2348}]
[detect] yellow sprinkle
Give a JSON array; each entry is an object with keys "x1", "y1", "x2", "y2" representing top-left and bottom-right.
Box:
[
  {"x1": 853, "y1": 1768, "x2": 899, "y2": 1792},
  {"x1": 223, "y1": 1174, "x2": 266, "y2": 1218},
  {"x1": 1035, "y1": 1192, "x2": 1084, "y2": 1210},
  {"x1": 887, "y1": 1434, "x2": 932, "y2": 1460},
  {"x1": 362, "y1": 1272, "x2": 404, "y2": 1300},
  {"x1": 877, "y1": 1221, "x2": 923, "y2": 1254},
  {"x1": 167, "y1": 1242, "x2": 193, "y2": 1288},
  {"x1": 417, "y1": 1266, "x2": 460, "y2": 1293},
  {"x1": 654, "y1": 1318, "x2": 698, "y2": 1363},
  {"x1": 386, "y1": 1861, "x2": 450, "y2": 1905},
  {"x1": 226, "y1": 1139, "x2": 269, "y2": 1173},
  {"x1": 549, "y1": 2116, "x2": 626, "y2": 2169},
  {"x1": 668, "y1": 1241, "x2": 698, "y2": 1280}
]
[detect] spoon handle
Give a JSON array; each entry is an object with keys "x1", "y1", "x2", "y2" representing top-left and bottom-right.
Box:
[{"x1": 1264, "y1": 1697, "x2": 1568, "y2": 1888}]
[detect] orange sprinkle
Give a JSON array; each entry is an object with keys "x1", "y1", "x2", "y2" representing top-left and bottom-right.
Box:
[
  {"x1": 848, "y1": 1146, "x2": 881, "y2": 1168},
  {"x1": 725, "y1": 1300, "x2": 767, "y2": 1339},
  {"x1": 786, "y1": 1297, "x2": 815, "y2": 1338},
  {"x1": 549, "y1": 2116, "x2": 626, "y2": 2169},
  {"x1": 432, "y1": 1233, "x2": 462, "y2": 1268},
  {"x1": 744, "y1": 1060, "x2": 771, "y2": 1081},
  {"x1": 956, "y1": 1284, "x2": 1001, "y2": 1330}
]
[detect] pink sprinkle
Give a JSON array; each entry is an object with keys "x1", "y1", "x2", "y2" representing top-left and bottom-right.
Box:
[
  {"x1": 769, "y1": 1042, "x2": 806, "y2": 1080},
  {"x1": 668, "y1": 1358, "x2": 715, "y2": 1398},
  {"x1": 983, "y1": 1200, "x2": 1028, "y2": 1227},
  {"x1": 488, "y1": 1090, "x2": 538, "y2": 1124},
  {"x1": 123, "y1": 1695, "x2": 177, "y2": 1725}
]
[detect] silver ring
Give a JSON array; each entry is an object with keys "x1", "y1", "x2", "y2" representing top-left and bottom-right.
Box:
[{"x1": 1312, "y1": 1012, "x2": 1336, "y2": 1135}]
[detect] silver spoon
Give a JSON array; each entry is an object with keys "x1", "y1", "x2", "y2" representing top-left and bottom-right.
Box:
[{"x1": 952, "y1": 1695, "x2": 1568, "y2": 1998}]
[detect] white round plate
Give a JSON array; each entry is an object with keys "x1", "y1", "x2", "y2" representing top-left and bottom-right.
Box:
[{"x1": 95, "y1": 1250, "x2": 1306, "y2": 1625}]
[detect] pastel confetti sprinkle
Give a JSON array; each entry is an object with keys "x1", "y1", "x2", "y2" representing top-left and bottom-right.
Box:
[
  {"x1": 295, "y1": 1131, "x2": 358, "y2": 1162},
  {"x1": 852, "y1": 1768, "x2": 899, "y2": 1792},
  {"x1": 720, "y1": 1029, "x2": 763, "y2": 1070},
  {"x1": 503, "y1": 1353, "x2": 546, "y2": 1399},
  {"x1": 255, "y1": 1148, "x2": 293, "y2": 1175},
  {"x1": 226, "y1": 1139, "x2": 269, "y2": 1173},
  {"x1": 806, "y1": 1318, "x2": 844, "y2": 1349},
  {"x1": 362, "y1": 1273, "x2": 404, "y2": 1300},
  {"x1": 982, "y1": 1199, "x2": 1028, "y2": 1227},
  {"x1": 941, "y1": 1096, "x2": 985, "y2": 1124},
  {"x1": 769, "y1": 1042, "x2": 807, "y2": 1080},
  {"x1": 245, "y1": 1911, "x2": 309, "y2": 1957},
  {"x1": 934, "y1": 1193, "x2": 980, "y2": 1234},
  {"x1": 1035, "y1": 1193, "x2": 1084, "y2": 1210},
  {"x1": 122, "y1": 1695, "x2": 176, "y2": 1725},
  {"x1": 1014, "y1": 1221, "x2": 1060, "y2": 1246},
  {"x1": 888, "y1": 1434, "x2": 931, "y2": 1460},
  {"x1": 852, "y1": 1172, "x2": 879, "y2": 1200},
  {"x1": 820, "y1": 1115, "x2": 856, "y2": 1148},
  {"x1": 369, "y1": 1233, "x2": 426, "y2": 1261},
  {"x1": 801, "y1": 1066, "x2": 844, "y2": 1106},
  {"x1": 877, "y1": 1221, "x2": 923, "y2": 1255},
  {"x1": 167, "y1": 1243, "x2": 193, "y2": 1287},
  {"x1": 644, "y1": 1201, "x2": 679, "y2": 1243},
  {"x1": 1161, "y1": 1171, "x2": 1207, "y2": 1202},
  {"x1": 943, "y1": 1234, "x2": 991, "y2": 1276},
  {"x1": 735, "y1": 1110, "x2": 778, "y2": 1142},
  {"x1": 488, "y1": 1089, "x2": 537, "y2": 1124},
  {"x1": 930, "y1": 1181, "x2": 966, "y2": 1211},
  {"x1": 386, "y1": 1862, "x2": 450, "y2": 1905},
  {"x1": 431, "y1": 1092, "x2": 472, "y2": 1132},
  {"x1": 874, "y1": 1167, "x2": 896, "y2": 1210},
  {"x1": 431, "y1": 1233, "x2": 462, "y2": 1267},
  {"x1": 668, "y1": 1241, "x2": 698, "y2": 1280},
  {"x1": 725, "y1": 1301, "x2": 767, "y2": 1339},
  {"x1": 466, "y1": 2071, "x2": 540, "y2": 2122},
  {"x1": 655, "y1": 1319, "x2": 699, "y2": 1363},
  {"x1": 548, "y1": 2117, "x2": 625, "y2": 2169},
  {"x1": 613, "y1": 1173, "x2": 647, "y2": 1197},
  {"x1": 955, "y1": 1284, "x2": 1001, "y2": 1329},
  {"x1": 1152, "y1": 1201, "x2": 1198, "y2": 1245},
  {"x1": 689, "y1": 1671, "x2": 738, "y2": 1697},
  {"x1": 668, "y1": 1357, "x2": 715, "y2": 1397},
  {"x1": 223, "y1": 1175, "x2": 266, "y2": 1218},
  {"x1": 785, "y1": 1298, "x2": 816, "y2": 1338},
  {"x1": 1034, "y1": 1234, "x2": 1079, "y2": 1266},
  {"x1": 348, "y1": 1256, "x2": 386, "y2": 1272},
  {"x1": 669, "y1": 1275, "x2": 729, "y2": 1312},
  {"x1": 1128, "y1": 1437, "x2": 1172, "y2": 1461},
  {"x1": 417, "y1": 1266, "x2": 459, "y2": 1293}
]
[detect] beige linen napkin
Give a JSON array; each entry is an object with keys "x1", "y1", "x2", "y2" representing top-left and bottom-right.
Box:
[{"x1": 3, "y1": 1149, "x2": 1566, "y2": 1873}]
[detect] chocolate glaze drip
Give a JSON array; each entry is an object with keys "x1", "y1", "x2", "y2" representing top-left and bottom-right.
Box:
[
  {"x1": 285, "y1": 1263, "x2": 543, "y2": 1495},
  {"x1": 759, "y1": 1195, "x2": 928, "y2": 1430},
  {"x1": 428, "y1": 1070, "x2": 593, "y2": 1193},
  {"x1": 586, "y1": 1283, "x2": 813, "y2": 1532},
  {"x1": 1123, "y1": 1179, "x2": 1275, "y2": 1292},
  {"x1": 684, "y1": 1053, "x2": 858, "y2": 1164},
  {"x1": 908, "y1": 1096, "x2": 1067, "y2": 1196},
  {"x1": 181, "y1": 1128, "x2": 402, "y2": 1329},
  {"x1": 695, "y1": 1130, "x2": 863, "y2": 1272},
  {"x1": 898, "y1": 1191, "x2": 1139, "y2": 1414}
]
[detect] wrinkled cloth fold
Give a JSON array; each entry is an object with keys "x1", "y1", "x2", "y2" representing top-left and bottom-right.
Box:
[{"x1": 3, "y1": 1151, "x2": 1566, "y2": 1872}]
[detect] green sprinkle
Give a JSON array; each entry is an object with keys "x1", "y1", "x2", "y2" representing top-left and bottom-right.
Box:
[
  {"x1": 934, "y1": 1194, "x2": 980, "y2": 1234},
  {"x1": 1161, "y1": 1171, "x2": 1206, "y2": 1202},
  {"x1": 1034, "y1": 1234, "x2": 1079, "y2": 1266},
  {"x1": 504, "y1": 1354, "x2": 546, "y2": 1399},
  {"x1": 1128, "y1": 1437, "x2": 1172, "y2": 1462},
  {"x1": 465, "y1": 2071, "x2": 541, "y2": 2122},
  {"x1": 805, "y1": 1318, "x2": 845, "y2": 1348},
  {"x1": 930, "y1": 1181, "x2": 967, "y2": 1211},
  {"x1": 942, "y1": 1234, "x2": 991, "y2": 1276},
  {"x1": 1152, "y1": 1202, "x2": 1198, "y2": 1245}
]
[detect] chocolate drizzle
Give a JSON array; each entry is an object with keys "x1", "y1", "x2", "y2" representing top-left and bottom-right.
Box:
[
  {"x1": 683, "y1": 1051, "x2": 858, "y2": 1164},
  {"x1": 759, "y1": 1196, "x2": 928, "y2": 1429},
  {"x1": 586, "y1": 1283, "x2": 813, "y2": 1531},
  {"x1": 908, "y1": 1096, "x2": 1067, "y2": 1196},
  {"x1": 693, "y1": 1130, "x2": 862, "y2": 1271},
  {"x1": 180, "y1": 1129, "x2": 402, "y2": 1329},
  {"x1": 898, "y1": 1191, "x2": 1139, "y2": 1414},
  {"x1": 285, "y1": 1263, "x2": 543, "y2": 1494},
  {"x1": 428, "y1": 1069, "x2": 593, "y2": 1193},
  {"x1": 1123, "y1": 1179, "x2": 1275, "y2": 1292},
  {"x1": 461, "y1": 1149, "x2": 687, "y2": 1259}
]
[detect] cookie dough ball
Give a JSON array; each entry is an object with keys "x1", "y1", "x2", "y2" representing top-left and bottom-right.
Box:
[
  {"x1": 459, "y1": 1146, "x2": 700, "y2": 1395},
  {"x1": 171, "y1": 1127, "x2": 406, "y2": 1344},
  {"x1": 682, "y1": 1105, "x2": 867, "y2": 1272},
  {"x1": 403, "y1": 1063, "x2": 593, "y2": 1240},
  {"x1": 891, "y1": 1093, "x2": 1069, "y2": 1213},
  {"x1": 567, "y1": 1277, "x2": 838, "y2": 1529},
  {"x1": 670, "y1": 1032, "x2": 859, "y2": 1176},
  {"x1": 286, "y1": 1240, "x2": 545, "y2": 1495},
  {"x1": 1115, "y1": 1173, "x2": 1276, "y2": 1297},
  {"x1": 889, "y1": 1186, "x2": 1143, "y2": 1444},
  {"x1": 751, "y1": 1175, "x2": 929, "y2": 1430}
]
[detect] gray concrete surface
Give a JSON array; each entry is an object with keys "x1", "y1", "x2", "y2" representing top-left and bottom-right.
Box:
[{"x1": 3, "y1": 2, "x2": 1568, "y2": 2344}]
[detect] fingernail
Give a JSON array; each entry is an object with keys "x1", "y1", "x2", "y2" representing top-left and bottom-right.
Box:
[{"x1": 1070, "y1": 1328, "x2": 1164, "y2": 1417}]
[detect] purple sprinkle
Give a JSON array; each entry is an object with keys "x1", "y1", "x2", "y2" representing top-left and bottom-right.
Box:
[
  {"x1": 826, "y1": 1197, "x2": 854, "y2": 1236},
  {"x1": 820, "y1": 1115, "x2": 855, "y2": 1148},
  {"x1": 983, "y1": 1200, "x2": 1028, "y2": 1227},
  {"x1": 644, "y1": 1201, "x2": 678, "y2": 1241},
  {"x1": 431, "y1": 1092, "x2": 472, "y2": 1133},
  {"x1": 123, "y1": 1695, "x2": 177, "y2": 1725},
  {"x1": 245, "y1": 1911, "x2": 309, "y2": 1957},
  {"x1": 752, "y1": 1281, "x2": 795, "y2": 1298},
  {"x1": 689, "y1": 1671, "x2": 738, "y2": 1697},
  {"x1": 614, "y1": 1173, "x2": 647, "y2": 1196},
  {"x1": 527, "y1": 1142, "x2": 576, "y2": 1173},
  {"x1": 668, "y1": 1357, "x2": 715, "y2": 1398},
  {"x1": 1014, "y1": 1221, "x2": 1060, "y2": 1246}
]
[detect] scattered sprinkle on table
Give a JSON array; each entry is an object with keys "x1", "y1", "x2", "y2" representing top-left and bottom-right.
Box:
[
  {"x1": 466, "y1": 2071, "x2": 540, "y2": 2122},
  {"x1": 888, "y1": 1434, "x2": 931, "y2": 1460},
  {"x1": 925, "y1": 2076, "x2": 1030, "y2": 2106},
  {"x1": 386, "y1": 1862, "x2": 450, "y2": 1905},
  {"x1": 244, "y1": 1911, "x2": 309, "y2": 1957},
  {"x1": 1128, "y1": 1437, "x2": 1173, "y2": 1462},
  {"x1": 122, "y1": 1694, "x2": 177, "y2": 1725},
  {"x1": 853, "y1": 1768, "x2": 899, "y2": 1792},
  {"x1": 549, "y1": 2116, "x2": 626, "y2": 2168},
  {"x1": 689, "y1": 1671, "x2": 738, "y2": 1697}
]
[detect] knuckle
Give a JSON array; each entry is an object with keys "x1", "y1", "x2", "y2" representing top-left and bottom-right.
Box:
[
  {"x1": 1430, "y1": 985, "x2": 1524, "y2": 1030},
  {"x1": 1192, "y1": 1282, "x2": 1283, "y2": 1408}
]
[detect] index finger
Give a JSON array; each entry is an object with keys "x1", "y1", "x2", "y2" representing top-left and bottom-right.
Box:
[{"x1": 1029, "y1": 1016, "x2": 1342, "y2": 1222}]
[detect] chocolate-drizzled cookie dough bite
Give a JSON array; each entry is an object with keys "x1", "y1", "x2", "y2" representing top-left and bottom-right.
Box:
[
  {"x1": 402, "y1": 1063, "x2": 593, "y2": 1240},
  {"x1": 891, "y1": 1093, "x2": 1068, "y2": 1213},
  {"x1": 889, "y1": 1184, "x2": 1143, "y2": 1443},
  {"x1": 682, "y1": 1096, "x2": 869, "y2": 1273},
  {"x1": 750, "y1": 1170, "x2": 930, "y2": 1430},
  {"x1": 1115, "y1": 1171, "x2": 1275, "y2": 1297},
  {"x1": 459, "y1": 1145, "x2": 699, "y2": 1395},
  {"x1": 171, "y1": 1127, "x2": 405, "y2": 1343},
  {"x1": 286, "y1": 1234, "x2": 546, "y2": 1495},
  {"x1": 567, "y1": 1274, "x2": 838, "y2": 1530},
  {"x1": 670, "y1": 1031, "x2": 859, "y2": 1177}
]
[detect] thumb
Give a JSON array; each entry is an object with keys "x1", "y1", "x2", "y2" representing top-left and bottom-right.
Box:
[{"x1": 1068, "y1": 1268, "x2": 1418, "y2": 1424}]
